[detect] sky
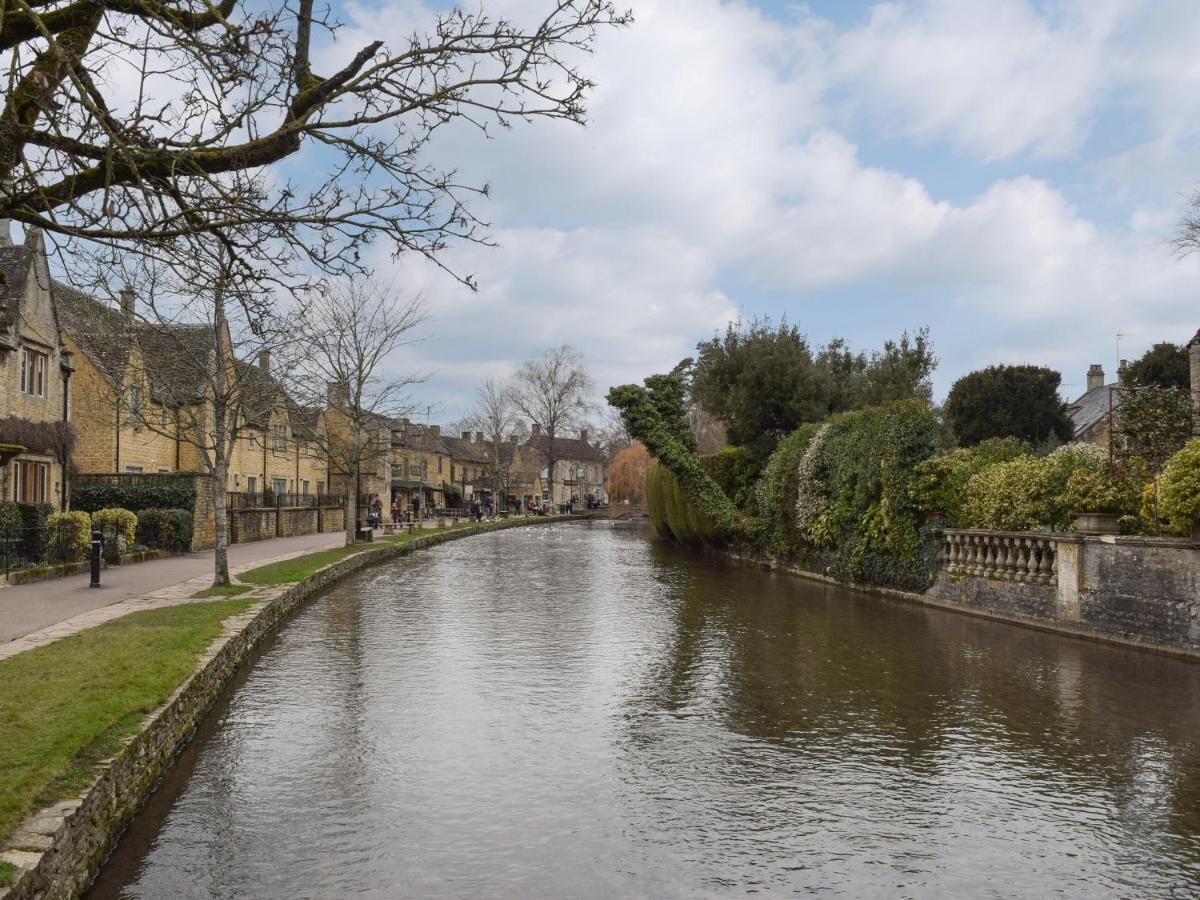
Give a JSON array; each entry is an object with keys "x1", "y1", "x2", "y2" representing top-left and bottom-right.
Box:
[{"x1": 328, "y1": 0, "x2": 1200, "y2": 421}]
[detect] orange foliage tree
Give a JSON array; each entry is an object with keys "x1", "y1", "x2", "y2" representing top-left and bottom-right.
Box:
[{"x1": 607, "y1": 442, "x2": 651, "y2": 503}]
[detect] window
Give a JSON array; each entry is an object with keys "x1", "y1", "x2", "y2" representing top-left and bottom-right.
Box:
[
  {"x1": 19, "y1": 348, "x2": 47, "y2": 397},
  {"x1": 124, "y1": 465, "x2": 143, "y2": 473},
  {"x1": 316, "y1": 481, "x2": 324, "y2": 495},
  {"x1": 437, "y1": 455, "x2": 443, "y2": 474},
  {"x1": 246, "y1": 476, "x2": 257, "y2": 494},
  {"x1": 160, "y1": 405, "x2": 170, "y2": 427},
  {"x1": 13, "y1": 460, "x2": 49, "y2": 502},
  {"x1": 272, "y1": 478, "x2": 286, "y2": 495},
  {"x1": 272, "y1": 425, "x2": 288, "y2": 450},
  {"x1": 302, "y1": 480, "x2": 310, "y2": 495},
  {"x1": 450, "y1": 464, "x2": 456, "y2": 481},
  {"x1": 125, "y1": 385, "x2": 143, "y2": 423}
]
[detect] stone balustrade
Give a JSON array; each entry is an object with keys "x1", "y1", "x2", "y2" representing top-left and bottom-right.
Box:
[{"x1": 941, "y1": 530, "x2": 1057, "y2": 585}]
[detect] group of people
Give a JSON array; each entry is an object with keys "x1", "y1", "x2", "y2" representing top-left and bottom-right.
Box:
[{"x1": 362, "y1": 492, "x2": 577, "y2": 529}]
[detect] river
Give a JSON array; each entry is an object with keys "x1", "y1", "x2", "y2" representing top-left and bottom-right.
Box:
[{"x1": 88, "y1": 522, "x2": 1200, "y2": 898}]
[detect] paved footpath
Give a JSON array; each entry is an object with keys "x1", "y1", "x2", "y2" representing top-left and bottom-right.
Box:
[{"x1": 0, "y1": 531, "x2": 350, "y2": 655}]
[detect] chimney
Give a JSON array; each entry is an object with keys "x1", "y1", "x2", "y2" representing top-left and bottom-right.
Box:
[
  {"x1": 1086, "y1": 364, "x2": 1105, "y2": 392},
  {"x1": 119, "y1": 286, "x2": 136, "y2": 317},
  {"x1": 1189, "y1": 330, "x2": 1200, "y2": 434},
  {"x1": 1117, "y1": 359, "x2": 1129, "y2": 382},
  {"x1": 531, "y1": 423, "x2": 541, "y2": 437},
  {"x1": 325, "y1": 381, "x2": 348, "y2": 407},
  {"x1": 430, "y1": 425, "x2": 440, "y2": 438},
  {"x1": 580, "y1": 428, "x2": 589, "y2": 444},
  {"x1": 462, "y1": 431, "x2": 471, "y2": 440},
  {"x1": 258, "y1": 349, "x2": 270, "y2": 372},
  {"x1": 475, "y1": 431, "x2": 484, "y2": 444}
]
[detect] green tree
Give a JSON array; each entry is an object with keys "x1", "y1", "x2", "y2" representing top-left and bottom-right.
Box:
[
  {"x1": 945, "y1": 365, "x2": 1073, "y2": 447},
  {"x1": 690, "y1": 319, "x2": 936, "y2": 465},
  {"x1": 1122, "y1": 343, "x2": 1190, "y2": 389}
]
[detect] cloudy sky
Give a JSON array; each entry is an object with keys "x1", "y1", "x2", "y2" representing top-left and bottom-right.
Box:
[{"x1": 341, "y1": 0, "x2": 1200, "y2": 420}]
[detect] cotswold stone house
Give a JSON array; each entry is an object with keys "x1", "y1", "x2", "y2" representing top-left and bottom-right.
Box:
[
  {"x1": 1191, "y1": 330, "x2": 1200, "y2": 433},
  {"x1": 524, "y1": 425, "x2": 608, "y2": 507},
  {"x1": 0, "y1": 226, "x2": 73, "y2": 508}
]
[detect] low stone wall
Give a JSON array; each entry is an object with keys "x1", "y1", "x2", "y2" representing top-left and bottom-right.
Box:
[
  {"x1": 227, "y1": 504, "x2": 347, "y2": 545},
  {"x1": 0, "y1": 517, "x2": 545, "y2": 899}
]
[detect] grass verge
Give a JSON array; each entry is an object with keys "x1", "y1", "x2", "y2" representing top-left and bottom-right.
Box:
[
  {"x1": 191, "y1": 583, "x2": 254, "y2": 599},
  {"x1": 0, "y1": 859, "x2": 15, "y2": 886},
  {"x1": 0, "y1": 598, "x2": 254, "y2": 847}
]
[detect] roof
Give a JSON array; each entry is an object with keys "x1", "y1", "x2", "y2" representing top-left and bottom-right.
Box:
[
  {"x1": 525, "y1": 433, "x2": 607, "y2": 463},
  {"x1": 53, "y1": 281, "x2": 135, "y2": 382},
  {"x1": 1067, "y1": 383, "x2": 1116, "y2": 437},
  {"x1": 1189, "y1": 329, "x2": 1200, "y2": 349},
  {"x1": 439, "y1": 434, "x2": 492, "y2": 465},
  {"x1": 392, "y1": 423, "x2": 450, "y2": 456},
  {"x1": 0, "y1": 242, "x2": 32, "y2": 338}
]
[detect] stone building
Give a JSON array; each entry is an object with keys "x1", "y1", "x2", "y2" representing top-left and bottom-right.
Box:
[
  {"x1": 0, "y1": 227, "x2": 74, "y2": 508},
  {"x1": 524, "y1": 425, "x2": 608, "y2": 508},
  {"x1": 1066, "y1": 362, "x2": 1118, "y2": 448},
  {"x1": 390, "y1": 422, "x2": 451, "y2": 514}
]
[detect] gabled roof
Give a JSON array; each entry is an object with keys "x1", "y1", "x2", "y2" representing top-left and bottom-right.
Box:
[
  {"x1": 1067, "y1": 383, "x2": 1116, "y2": 437},
  {"x1": 393, "y1": 423, "x2": 450, "y2": 456},
  {"x1": 53, "y1": 281, "x2": 134, "y2": 382},
  {"x1": 0, "y1": 243, "x2": 32, "y2": 338},
  {"x1": 1189, "y1": 329, "x2": 1200, "y2": 349},
  {"x1": 439, "y1": 434, "x2": 492, "y2": 465},
  {"x1": 525, "y1": 433, "x2": 607, "y2": 463}
]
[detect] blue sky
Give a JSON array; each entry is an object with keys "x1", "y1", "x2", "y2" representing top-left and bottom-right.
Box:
[{"x1": 337, "y1": 0, "x2": 1200, "y2": 419}]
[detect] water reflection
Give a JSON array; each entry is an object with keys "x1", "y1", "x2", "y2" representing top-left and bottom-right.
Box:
[{"x1": 89, "y1": 523, "x2": 1200, "y2": 898}]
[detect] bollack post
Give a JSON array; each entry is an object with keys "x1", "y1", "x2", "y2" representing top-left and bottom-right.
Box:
[{"x1": 89, "y1": 529, "x2": 102, "y2": 588}]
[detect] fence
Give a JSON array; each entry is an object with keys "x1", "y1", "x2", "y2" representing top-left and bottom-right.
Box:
[
  {"x1": 940, "y1": 530, "x2": 1057, "y2": 585},
  {"x1": 1, "y1": 519, "x2": 136, "y2": 581}
]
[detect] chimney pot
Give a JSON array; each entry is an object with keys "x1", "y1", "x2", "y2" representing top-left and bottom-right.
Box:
[
  {"x1": 531, "y1": 423, "x2": 541, "y2": 437},
  {"x1": 580, "y1": 428, "x2": 589, "y2": 444},
  {"x1": 475, "y1": 431, "x2": 484, "y2": 444},
  {"x1": 258, "y1": 349, "x2": 270, "y2": 372},
  {"x1": 119, "y1": 286, "x2": 135, "y2": 317},
  {"x1": 462, "y1": 431, "x2": 471, "y2": 440},
  {"x1": 1086, "y1": 364, "x2": 1105, "y2": 392},
  {"x1": 430, "y1": 425, "x2": 440, "y2": 438}
]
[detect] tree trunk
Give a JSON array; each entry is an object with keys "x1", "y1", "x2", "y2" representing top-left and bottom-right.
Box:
[
  {"x1": 344, "y1": 476, "x2": 357, "y2": 547},
  {"x1": 212, "y1": 461, "x2": 230, "y2": 586}
]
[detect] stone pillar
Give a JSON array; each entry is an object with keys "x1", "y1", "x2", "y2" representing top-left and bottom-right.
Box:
[
  {"x1": 1189, "y1": 330, "x2": 1200, "y2": 435},
  {"x1": 1054, "y1": 536, "x2": 1083, "y2": 622}
]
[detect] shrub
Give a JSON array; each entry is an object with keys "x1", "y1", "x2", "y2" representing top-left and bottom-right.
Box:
[
  {"x1": 91, "y1": 507, "x2": 138, "y2": 561},
  {"x1": 754, "y1": 423, "x2": 820, "y2": 557},
  {"x1": 1062, "y1": 466, "x2": 1143, "y2": 518},
  {"x1": 15, "y1": 502, "x2": 53, "y2": 562},
  {"x1": 46, "y1": 511, "x2": 92, "y2": 562},
  {"x1": 701, "y1": 446, "x2": 760, "y2": 512},
  {"x1": 165, "y1": 509, "x2": 194, "y2": 551},
  {"x1": 0, "y1": 501, "x2": 21, "y2": 542},
  {"x1": 71, "y1": 474, "x2": 196, "y2": 514},
  {"x1": 961, "y1": 442, "x2": 1108, "y2": 531},
  {"x1": 912, "y1": 438, "x2": 1033, "y2": 526},
  {"x1": 136, "y1": 508, "x2": 176, "y2": 550},
  {"x1": 1158, "y1": 439, "x2": 1200, "y2": 536}
]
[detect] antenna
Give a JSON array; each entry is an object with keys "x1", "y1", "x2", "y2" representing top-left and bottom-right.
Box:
[{"x1": 1116, "y1": 330, "x2": 1134, "y2": 366}]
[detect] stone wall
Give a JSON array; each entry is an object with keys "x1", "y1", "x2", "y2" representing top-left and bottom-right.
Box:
[
  {"x1": 929, "y1": 531, "x2": 1200, "y2": 657},
  {"x1": 0, "y1": 516, "x2": 545, "y2": 899},
  {"x1": 226, "y1": 503, "x2": 347, "y2": 544}
]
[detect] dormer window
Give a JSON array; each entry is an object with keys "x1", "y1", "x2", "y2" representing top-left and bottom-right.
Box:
[
  {"x1": 125, "y1": 385, "x2": 144, "y2": 423},
  {"x1": 20, "y1": 348, "x2": 47, "y2": 396}
]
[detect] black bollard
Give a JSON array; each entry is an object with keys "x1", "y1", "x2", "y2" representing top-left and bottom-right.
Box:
[{"x1": 89, "y1": 529, "x2": 102, "y2": 588}]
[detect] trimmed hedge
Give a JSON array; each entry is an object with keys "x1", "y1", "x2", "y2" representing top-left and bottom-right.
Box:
[
  {"x1": 47, "y1": 511, "x2": 92, "y2": 562},
  {"x1": 71, "y1": 475, "x2": 197, "y2": 514},
  {"x1": 961, "y1": 442, "x2": 1108, "y2": 531},
  {"x1": 1158, "y1": 438, "x2": 1200, "y2": 536},
  {"x1": 16, "y1": 503, "x2": 53, "y2": 562},
  {"x1": 136, "y1": 509, "x2": 175, "y2": 550},
  {"x1": 166, "y1": 508, "x2": 194, "y2": 551}
]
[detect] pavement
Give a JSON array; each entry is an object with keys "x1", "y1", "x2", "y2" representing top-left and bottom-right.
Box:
[{"x1": 0, "y1": 530, "x2": 347, "y2": 646}]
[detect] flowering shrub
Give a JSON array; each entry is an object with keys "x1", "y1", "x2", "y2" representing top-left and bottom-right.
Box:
[
  {"x1": 754, "y1": 423, "x2": 820, "y2": 557},
  {"x1": 1158, "y1": 439, "x2": 1200, "y2": 536},
  {"x1": 46, "y1": 511, "x2": 92, "y2": 562}
]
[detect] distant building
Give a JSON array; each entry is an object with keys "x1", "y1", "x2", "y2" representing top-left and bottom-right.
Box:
[
  {"x1": 525, "y1": 425, "x2": 608, "y2": 507},
  {"x1": 1066, "y1": 362, "x2": 1120, "y2": 448}
]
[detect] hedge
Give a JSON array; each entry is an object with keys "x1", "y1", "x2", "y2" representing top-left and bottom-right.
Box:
[
  {"x1": 646, "y1": 462, "x2": 720, "y2": 545},
  {"x1": 961, "y1": 442, "x2": 1108, "y2": 531},
  {"x1": 1158, "y1": 439, "x2": 1200, "y2": 536},
  {"x1": 700, "y1": 446, "x2": 760, "y2": 513},
  {"x1": 136, "y1": 509, "x2": 176, "y2": 550},
  {"x1": 754, "y1": 423, "x2": 820, "y2": 558},
  {"x1": 71, "y1": 475, "x2": 197, "y2": 514},
  {"x1": 46, "y1": 511, "x2": 92, "y2": 562},
  {"x1": 15, "y1": 503, "x2": 53, "y2": 562}
]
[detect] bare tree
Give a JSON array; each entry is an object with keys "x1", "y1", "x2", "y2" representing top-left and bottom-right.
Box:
[
  {"x1": 465, "y1": 377, "x2": 517, "y2": 510},
  {"x1": 0, "y1": 1, "x2": 630, "y2": 280},
  {"x1": 285, "y1": 278, "x2": 426, "y2": 546},
  {"x1": 62, "y1": 230, "x2": 293, "y2": 586},
  {"x1": 510, "y1": 345, "x2": 592, "y2": 506}
]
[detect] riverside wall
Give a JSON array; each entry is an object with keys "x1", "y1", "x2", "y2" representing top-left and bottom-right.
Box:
[{"x1": 0, "y1": 517, "x2": 548, "y2": 900}]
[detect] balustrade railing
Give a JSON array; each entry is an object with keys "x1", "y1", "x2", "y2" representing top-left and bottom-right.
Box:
[{"x1": 941, "y1": 530, "x2": 1057, "y2": 585}]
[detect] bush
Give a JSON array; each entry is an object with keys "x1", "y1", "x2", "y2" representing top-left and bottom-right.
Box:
[
  {"x1": 0, "y1": 501, "x2": 21, "y2": 543},
  {"x1": 165, "y1": 509, "x2": 194, "y2": 551},
  {"x1": 754, "y1": 423, "x2": 820, "y2": 557},
  {"x1": 961, "y1": 442, "x2": 1108, "y2": 531},
  {"x1": 15, "y1": 502, "x2": 52, "y2": 562},
  {"x1": 46, "y1": 511, "x2": 92, "y2": 562},
  {"x1": 90, "y1": 507, "x2": 138, "y2": 561},
  {"x1": 1062, "y1": 465, "x2": 1143, "y2": 518},
  {"x1": 1158, "y1": 439, "x2": 1200, "y2": 536},
  {"x1": 136, "y1": 508, "x2": 176, "y2": 550},
  {"x1": 71, "y1": 474, "x2": 196, "y2": 514},
  {"x1": 782, "y1": 400, "x2": 939, "y2": 584},
  {"x1": 701, "y1": 446, "x2": 760, "y2": 513},
  {"x1": 912, "y1": 437, "x2": 1032, "y2": 526}
]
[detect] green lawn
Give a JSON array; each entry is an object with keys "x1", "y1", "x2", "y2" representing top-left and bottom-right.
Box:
[
  {"x1": 235, "y1": 523, "x2": 476, "y2": 587},
  {"x1": 0, "y1": 598, "x2": 254, "y2": 846},
  {"x1": 0, "y1": 859, "x2": 16, "y2": 887},
  {"x1": 191, "y1": 583, "x2": 254, "y2": 599}
]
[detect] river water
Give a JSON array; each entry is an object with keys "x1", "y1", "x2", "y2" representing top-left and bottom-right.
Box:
[{"x1": 88, "y1": 523, "x2": 1200, "y2": 898}]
